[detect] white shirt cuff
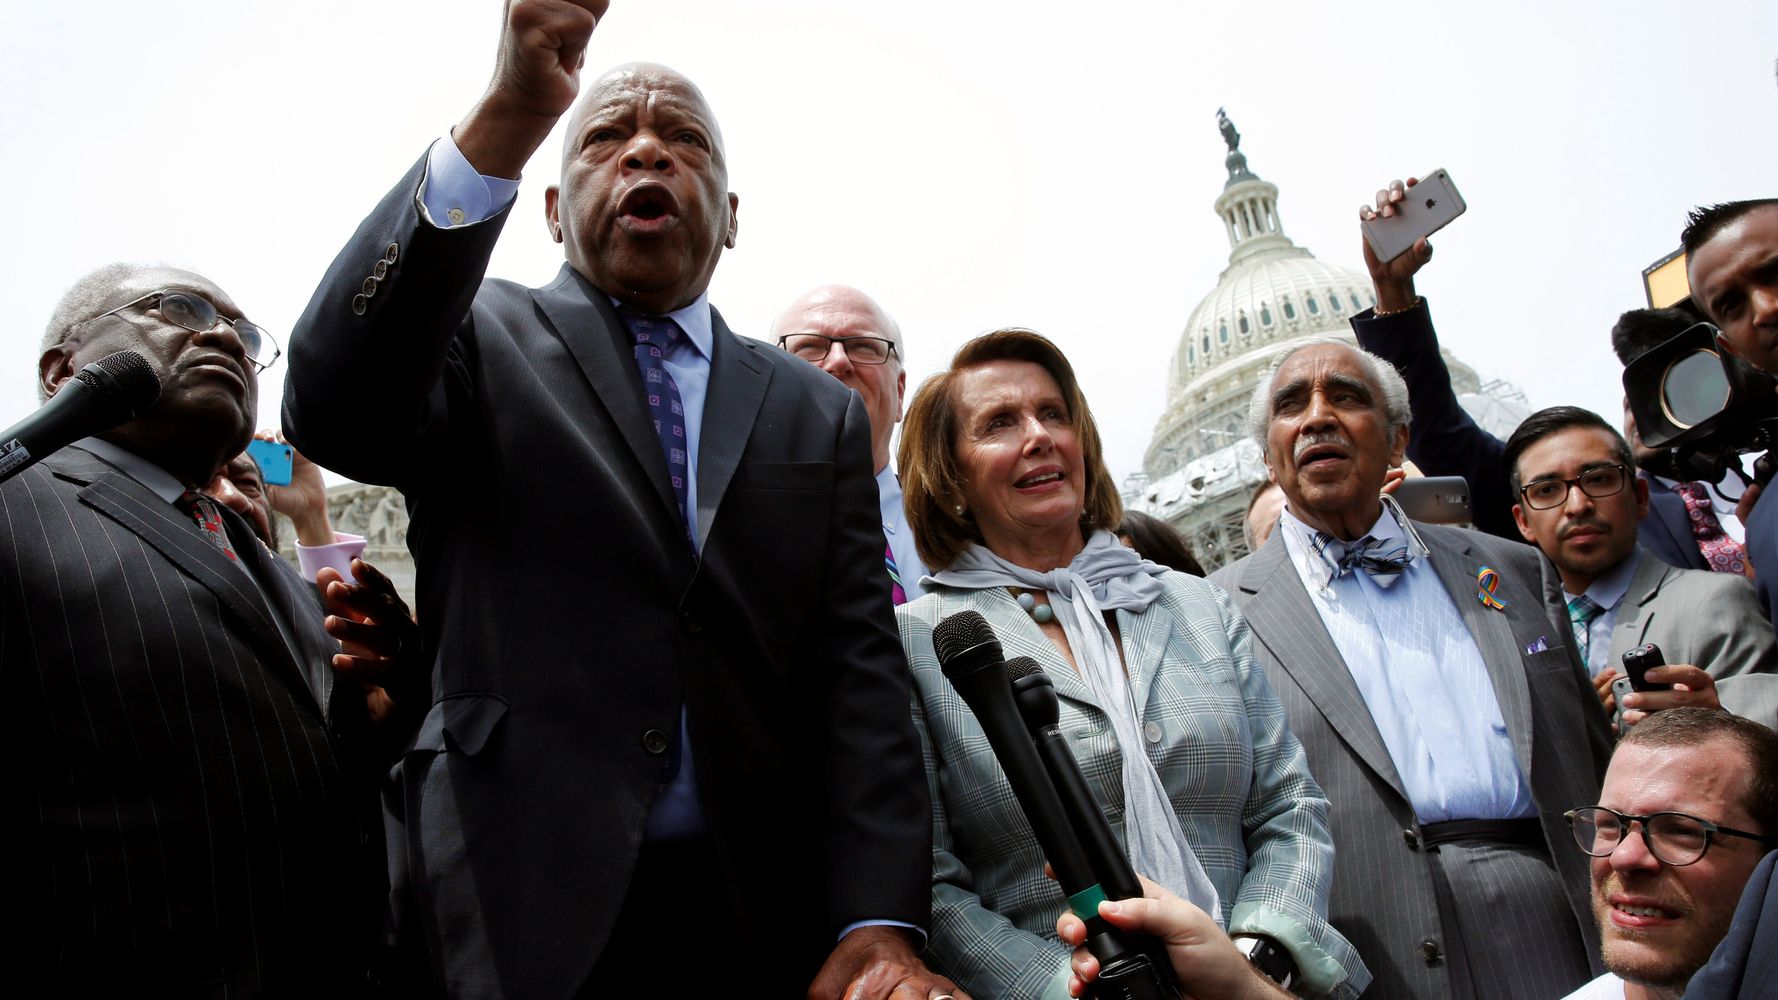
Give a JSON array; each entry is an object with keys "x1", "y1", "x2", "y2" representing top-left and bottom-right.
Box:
[
  {"x1": 296, "y1": 532, "x2": 368, "y2": 584},
  {"x1": 417, "y1": 134, "x2": 521, "y2": 229}
]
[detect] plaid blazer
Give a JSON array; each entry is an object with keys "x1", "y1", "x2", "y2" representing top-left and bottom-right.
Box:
[{"x1": 898, "y1": 572, "x2": 1367, "y2": 999}]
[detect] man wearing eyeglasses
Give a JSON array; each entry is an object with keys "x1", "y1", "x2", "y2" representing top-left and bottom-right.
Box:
[
  {"x1": 1560, "y1": 707, "x2": 1778, "y2": 999},
  {"x1": 771, "y1": 285, "x2": 929, "y2": 603},
  {"x1": 1500, "y1": 407, "x2": 1775, "y2": 713},
  {"x1": 11, "y1": 263, "x2": 416, "y2": 993}
]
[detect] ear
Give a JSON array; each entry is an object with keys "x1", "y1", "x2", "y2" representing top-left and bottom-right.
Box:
[
  {"x1": 1387, "y1": 423, "x2": 1409, "y2": 467},
  {"x1": 1716, "y1": 327, "x2": 1743, "y2": 360},
  {"x1": 1632, "y1": 474, "x2": 1650, "y2": 520},
  {"x1": 544, "y1": 185, "x2": 564, "y2": 243},
  {"x1": 39, "y1": 347, "x2": 75, "y2": 400},
  {"x1": 1511, "y1": 502, "x2": 1537, "y2": 543},
  {"x1": 893, "y1": 368, "x2": 906, "y2": 423},
  {"x1": 724, "y1": 192, "x2": 739, "y2": 249}
]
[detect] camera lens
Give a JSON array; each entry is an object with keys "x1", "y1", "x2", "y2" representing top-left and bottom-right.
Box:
[{"x1": 1661, "y1": 349, "x2": 1731, "y2": 428}]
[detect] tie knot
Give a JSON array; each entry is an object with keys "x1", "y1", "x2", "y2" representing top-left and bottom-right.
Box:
[
  {"x1": 1567, "y1": 594, "x2": 1603, "y2": 626},
  {"x1": 1312, "y1": 531, "x2": 1413, "y2": 588},
  {"x1": 618, "y1": 308, "x2": 682, "y2": 352}
]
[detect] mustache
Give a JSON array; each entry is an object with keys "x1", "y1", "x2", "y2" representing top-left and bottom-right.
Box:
[
  {"x1": 1559, "y1": 517, "x2": 1612, "y2": 539},
  {"x1": 1293, "y1": 432, "x2": 1353, "y2": 462}
]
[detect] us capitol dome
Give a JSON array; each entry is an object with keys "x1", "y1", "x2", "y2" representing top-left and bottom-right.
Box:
[{"x1": 1127, "y1": 111, "x2": 1523, "y2": 570}]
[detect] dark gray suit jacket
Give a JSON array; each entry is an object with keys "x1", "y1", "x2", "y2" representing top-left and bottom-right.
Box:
[
  {"x1": 1213, "y1": 522, "x2": 1611, "y2": 999},
  {"x1": 282, "y1": 155, "x2": 929, "y2": 997},
  {"x1": 2, "y1": 447, "x2": 385, "y2": 995}
]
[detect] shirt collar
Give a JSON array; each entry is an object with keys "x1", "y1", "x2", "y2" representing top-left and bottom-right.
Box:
[
  {"x1": 1565, "y1": 545, "x2": 1643, "y2": 612},
  {"x1": 73, "y1": 437, "x2": 188, "y2": 504},
  {"x1": 1279, "y1": 499, "x2": 1416, "y2": 591},
  {"x1": 610, "y1": 291, "x2": 713, "y2": 362},
  {"x1": 877, "y1": 466, "x2": 902, "y2": 534}
]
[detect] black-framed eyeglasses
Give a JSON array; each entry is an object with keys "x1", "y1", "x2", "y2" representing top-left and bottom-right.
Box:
[
  {"x1": 81, "y1": 290, "x2": 281, "y2": 373},
  {"x1": 776, "y1": 333, "x2": 897, "y2": 366},
  {"x1": 1565, "y1": 806, "x2": 1775, "y2": 866},
  {"x1": 1519, "y1": 464, "x2": 1629, "y2": 510}
]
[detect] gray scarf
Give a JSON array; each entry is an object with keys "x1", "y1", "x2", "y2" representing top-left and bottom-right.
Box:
[{"x1": 927, "y1": 530, "x2": 1223, "y2": 924}]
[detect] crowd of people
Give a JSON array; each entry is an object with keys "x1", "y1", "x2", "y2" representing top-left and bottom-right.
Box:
[{"x1": 6, "y1": 2, "x2": 1776, "y2": 998}]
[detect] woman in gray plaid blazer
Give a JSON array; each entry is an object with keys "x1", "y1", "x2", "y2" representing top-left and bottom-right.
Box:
[{"x1": 894, "y1": 330, "x2": 1366, "y2": 999}]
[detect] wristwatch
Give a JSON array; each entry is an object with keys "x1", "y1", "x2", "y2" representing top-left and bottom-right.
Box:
[{"x1": 1232, "y1": 934, "x2": 1297, "y2": 990}]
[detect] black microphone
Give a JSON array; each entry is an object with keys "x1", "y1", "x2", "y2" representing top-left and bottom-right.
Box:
[
  {"x1": 0, "y1": 351, "x2": 161, "y2": 485},
  {"x1": 933, "y1": 612, "x2": 1179, "y2": 1000},
  {"x1": 1007, "y1": 656, "x2": 1180, "y2": 997}
]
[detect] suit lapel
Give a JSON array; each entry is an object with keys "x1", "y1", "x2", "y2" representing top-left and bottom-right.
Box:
[
  {"x1": 531, "y1": 265, "x2": 681, "y2": 527},
  {"x1": 1236, "y1": 538, "x2": 1408, "y2": 801},
  {"x1": 1423, "y1": 528, "x2": 1535, "y2": 778},
  {"x1": 222, "y1": 506, "x2": 335, "y2": 715},
  {"x1": 62, "y1": 457, "x2": 326, "y2": 718},
  {"x1": 1610, "y1": 554, "x2": 1669, "y2": 662},
  {"x1": 693, "y1": 310, "x2": 770, "y2": 549}
]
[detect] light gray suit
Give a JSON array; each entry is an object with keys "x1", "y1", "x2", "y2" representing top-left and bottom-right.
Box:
[
  {"x1": 1212, "y1": 523, "x2": 1611, "y2": 1000},
  {"x1": 1602, "y1": 549, "x2": 1778, "y2": 678}
]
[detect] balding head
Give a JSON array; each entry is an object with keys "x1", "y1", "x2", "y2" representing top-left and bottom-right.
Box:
[
  {"x1": 772, "y1": 285, "x2": 906, "y2": 473},
  {"x1": 544, "y1": 63, "x2": 738, "y2": 315}
]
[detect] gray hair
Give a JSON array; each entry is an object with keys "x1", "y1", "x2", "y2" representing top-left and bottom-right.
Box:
[
  {"x1": 1245, "y1": 335, "x2": 1412, "y2": 453},
  {"x1": 40, "y1": 263, "x2": 152, "y2": 401}
]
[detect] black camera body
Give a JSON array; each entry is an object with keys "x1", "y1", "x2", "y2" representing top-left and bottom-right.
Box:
[{"x1": 1622, "y1": 322, "x2": 1778, "y2": 488}]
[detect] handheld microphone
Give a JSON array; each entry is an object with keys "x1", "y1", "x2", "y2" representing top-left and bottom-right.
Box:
[
  {"x1": 0, "y1": 351, "x2": 160, "y2": 485},
  {"x1": 933, "y1": 612, "x2": 1180, "y2": 1000},
  {"x1": 1006, "y1": 656, "x2": 1179, "y2": 998}
]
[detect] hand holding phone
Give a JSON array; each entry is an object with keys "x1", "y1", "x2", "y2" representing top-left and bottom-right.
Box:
[
  {"x1": 246, "y1": 438, "x2": 295, "y2": 487},
  {"x1": 1361, "y1": 170, "x2": 1467, "y2": 264},
  {"x1": 1622, "y1": 644, "x2": 1673, "y2": 693}
]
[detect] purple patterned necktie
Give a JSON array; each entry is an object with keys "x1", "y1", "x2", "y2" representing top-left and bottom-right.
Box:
[
  {"x1": 886, "y1": 541, "x2": 907, "y2": 606},
  {"x1": 1673, "y1": 480, "x2": 1751, "y2": 576},
  {"x1": 618, "y1": 309, "x2": 692, "y2": 539}
]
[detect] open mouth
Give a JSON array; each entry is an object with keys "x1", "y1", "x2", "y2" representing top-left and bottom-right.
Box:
[
  {"x1": 617, "y1": 185, "x2": 679, "y2": 232},
  {"x1": 1610, "y1": 898, "x2": 1679, "y2": 925},
  {"x1": 1016, "y1": 469, "x2": 1065, "y2": 489},
  {"x1": 1296, "y1": 443, "x2": 1350, "y2": 468}
]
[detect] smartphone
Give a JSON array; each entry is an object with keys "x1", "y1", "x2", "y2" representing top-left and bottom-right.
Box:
[
  {"x1": 1622, "y1": 643, "x2": 1672, "y2": 693},
  {"x1": 1361, "y1": 169, "x2": 1468, "y2": 263},
  {"x1": 1389, "y1": 476, "x2": 1471, "y2": 525},
  {"x1": 1611, "y1": 675, "x2": 1637, "y2": 732},
  {"x1": 246, "y1": 439, "x2": 294, "y2": 487}
]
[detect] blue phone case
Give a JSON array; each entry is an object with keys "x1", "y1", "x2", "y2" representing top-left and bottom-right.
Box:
[{"x1": 246, "y1": 439, "x2": 294, "y2": 486}]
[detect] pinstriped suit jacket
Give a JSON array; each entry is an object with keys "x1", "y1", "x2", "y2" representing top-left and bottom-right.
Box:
[
  {"x1": 2, "y1": 447, "x2": 385, "y2": 996},
  {"x1": 1213, "y1": 523, "x2": 1612, "y2": 1000},
  {"x1": 899, "y1": 573, "x2": 1367, "y2": 1000}
]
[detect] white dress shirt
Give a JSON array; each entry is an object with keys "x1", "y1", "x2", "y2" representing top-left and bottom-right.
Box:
[{"x1": 1279, "y1": 505, "x2": 1536, "y2": 823}]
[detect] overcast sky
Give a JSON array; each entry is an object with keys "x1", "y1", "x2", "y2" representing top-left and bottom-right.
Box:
[{"x1": 4, "y1": 1, "x2": 1774, "y2": 486}]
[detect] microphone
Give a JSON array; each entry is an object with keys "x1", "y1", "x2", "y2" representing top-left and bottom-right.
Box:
[
  {"x1": 0, "y1": 351, "x2": 161, "y2": 485},
  {"x1": 933, "y1": 612, "x2": 1179, "y2": 999}
]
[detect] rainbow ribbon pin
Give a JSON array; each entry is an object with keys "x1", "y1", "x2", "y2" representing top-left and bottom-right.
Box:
[{"x1": 1476, "y1": 565, "x2": 1507, "y2": 610}]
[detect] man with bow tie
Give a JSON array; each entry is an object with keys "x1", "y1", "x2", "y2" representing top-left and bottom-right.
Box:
[{"x1": 1211, "y1": 336, "x2": 1612, "y2": 1000}]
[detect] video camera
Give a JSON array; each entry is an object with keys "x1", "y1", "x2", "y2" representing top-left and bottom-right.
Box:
[{"x1": 1622, "y1": 321, "x2": 1778, "y2": 491}]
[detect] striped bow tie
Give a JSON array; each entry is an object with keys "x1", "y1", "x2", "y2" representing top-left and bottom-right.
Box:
[{"x1": 1311, "y1": 532, "x2": 1414, "y2": 589}]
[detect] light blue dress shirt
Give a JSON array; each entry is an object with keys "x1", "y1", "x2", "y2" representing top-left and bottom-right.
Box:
[
  {"x1": 1279, "y1": 506, "x2": 1536, "y2": 823},
  {"x1": 878, "y1": 467, "x2": 928, "y2": 603},
  {"x1": 1563, "y1": 547, "x2": 1642, "y2": 677}
]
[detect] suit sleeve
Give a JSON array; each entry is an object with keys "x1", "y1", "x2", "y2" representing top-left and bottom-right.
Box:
[
  {"x1": 814, "y1": 392, "x2": 933, "y2": 936},
  {"x1": 901, "y1": 612, "x2": 1073, "y2": 1000},
  {"x1": 282, "y1": 153, "x2": 512, "y2": 487},
  {"x1": 1214, "y1": 587, "x2": 1370, "y2": 999},
  {"x1": 1693, "y1": 575, "x2": 1778, "y2": 680},
  {"x1": 1350, "y1": 300, "x2": 1521, "y2": 543}
]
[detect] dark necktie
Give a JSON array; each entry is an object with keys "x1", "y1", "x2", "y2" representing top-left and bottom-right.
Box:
[
  {"x1": 618, "y1": 309, "x2": 692, "y2": 538},
  {"x1": 1311, "y1": 531, "x2": 1414, "y2": 589},
  {"x1": 1673, "y1": 481, "x2": 1750, "y2": 576},
  {"x1": 177, "y1": 490, "x2": 239, "y2": 562}
]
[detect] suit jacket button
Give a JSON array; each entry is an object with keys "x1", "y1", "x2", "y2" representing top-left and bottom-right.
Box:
[
  {"x1": 384, "y1": 242, "x2": 400, "y2": 263},
  {"x1": 362, "y1": 276, "x2": 380, "y2": 297},
  {"x1": 351, "y1": 294, "x2": 368, "y2": 316},
  {"x1": 642, "y1": 729, "x2": 669, "y2": 755},
  {"x1": 1143, "y1": 722, "x2": 1163, "y2": 744},
  {"x1": 682, "y1": 612, "x2": 702, "y2": 634},
  {"x1": 1403, "y1": 828, "x2": 1420, "y2": 850},
  {"x1": 1420, "y1": 939, "x2": 1441, "y2": 964},
  {"x1": 373, "y1": 259, "x2": 389, "y2": 279}
]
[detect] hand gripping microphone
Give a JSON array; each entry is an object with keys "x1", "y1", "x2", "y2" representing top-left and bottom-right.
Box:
[
  {"x1": 0, "y1": 351, "x2": 161, "y2": 485},
  {"x1": 1006, "y1": 656, "x2": 1180, "y2": 998},
  {"x1": 933, "y1": 611, "x2": 1180, "y2": 1000}
]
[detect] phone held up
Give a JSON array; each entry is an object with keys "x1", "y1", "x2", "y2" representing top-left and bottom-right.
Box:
[
  {"x1": 1612, "y1": 643, "x2": 1670, "y2": 733},
  {"x1": 1361, "y1": 170, "x2": 1468, "y2": 264},
  {"x1": 246, "y1": 438, "x2": 295, "y2": 487}
]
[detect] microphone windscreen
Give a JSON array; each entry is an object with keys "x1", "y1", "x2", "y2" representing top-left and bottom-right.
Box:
[
  {"x1": 934, "y1": 609, "x2": 996, "y2": 666},
  {"x1": 1004, "y1": 656, "x2": 1043, "y2": 682},
  {"x1": 74, "y1": 350, "x2": 162, "y2": 416}
]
